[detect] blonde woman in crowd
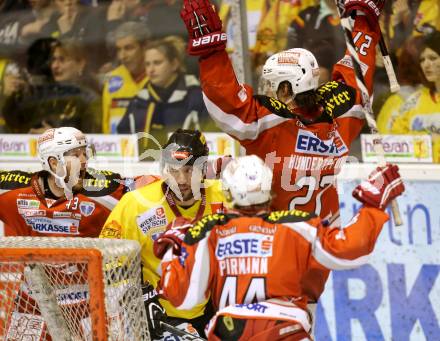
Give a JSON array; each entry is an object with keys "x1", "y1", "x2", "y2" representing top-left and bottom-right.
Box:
[
  {"x1": 376, "y1": 36, "x2": 423, "y2": 133},
  {"x1": 118, "y1": 36, "x2": 212, "y2": 147},
  {"x1": 2, "y1": 39, "x2": 102, "y2": 133},
  {"x1": 391, "y1": 31, "x2": 440, "y2": 162}
]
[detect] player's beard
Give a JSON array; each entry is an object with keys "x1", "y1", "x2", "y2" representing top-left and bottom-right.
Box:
[
  {"x1": 176, "y1": 184, "x2": 194, "y2": 202},
  {"x1": 168, "y1": 180, "x2": 202, "y2": 207}
]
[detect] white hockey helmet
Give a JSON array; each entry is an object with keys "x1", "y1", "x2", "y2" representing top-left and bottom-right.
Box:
[
  {"x1": 221, "y1": 155, "x2": 273, "y2": 207},
  {"x1": 38, "y1": 127, "x2": 95, "y2": 174},
  {"x1": 262, "y1": 48, "x2": 320, "y2": 97}
]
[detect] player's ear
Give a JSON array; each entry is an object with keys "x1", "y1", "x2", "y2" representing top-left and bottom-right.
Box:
[{"x1": 48, "y1": 156, "x2": 58, "y2": 172}]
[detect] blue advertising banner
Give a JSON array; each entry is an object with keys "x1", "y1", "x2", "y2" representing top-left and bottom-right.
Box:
[{"x1": 314, "y1": 180, "x2": 440, "y2": 340}]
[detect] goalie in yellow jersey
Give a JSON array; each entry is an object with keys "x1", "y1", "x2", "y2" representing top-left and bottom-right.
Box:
[{"x1": 100, "y1": 129, "x2": 227, "y2": 337}]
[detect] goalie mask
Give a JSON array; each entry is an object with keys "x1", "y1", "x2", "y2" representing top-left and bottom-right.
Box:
[
  {"x1": 161, "y1": 129, "x2": 209, "y2": 201},
  {"x1": 221, "y1": 155, "x2": 273, "y2": 207},
  {"x1": 262, "y1": 48, "x2": 320, "y2": 99},
  {"x1": 38, "y1": 127, "x2": 95, "y2": 197}
]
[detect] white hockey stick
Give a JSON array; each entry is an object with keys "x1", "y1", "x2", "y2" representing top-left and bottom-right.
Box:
[
  {"x1": 378, "y1": 34, "x2": 400, "y2": 93},
  {"x1": 335, "y1": 0, "x2": 403, "y2": 226}
]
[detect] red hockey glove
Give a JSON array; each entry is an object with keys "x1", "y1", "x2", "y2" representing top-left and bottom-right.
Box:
[
  {"x1": 180, "y1": 0, "x2": 226, "y2": 57},
  {"x1": 153, "y1": 217, "x2": 193, "y2": 259},
  {"x1": 343, "y1": 0, "x2": 385, "y2": 29},
  {"x1": 352, "y1": 164, "x2": 404, "y2": 210}
]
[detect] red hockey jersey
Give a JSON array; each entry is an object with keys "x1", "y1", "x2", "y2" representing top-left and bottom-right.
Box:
[
  {"x1": 200, "y1": 17, "x2": 379, "y2": 225},
  {"x1": 159, "y1": 207, "x2": 388, "y2": 312},
  {"x1": 0, "y1": 169, "x2": 132, "y2": 237}
]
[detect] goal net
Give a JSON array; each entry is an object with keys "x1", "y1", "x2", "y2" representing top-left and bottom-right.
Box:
[{"x1": 0, "y1": 237, "x2": 150, "y2": 341}]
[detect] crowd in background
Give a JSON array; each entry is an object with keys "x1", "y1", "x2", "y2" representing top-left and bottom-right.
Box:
[{"x1": 0, "y1": 0, "x2": 439, "y2": 160}]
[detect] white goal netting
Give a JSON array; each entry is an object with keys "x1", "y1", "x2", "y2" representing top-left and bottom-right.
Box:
[{"x1": 0, "y1": 237, "x2": 150, "y2": 341}]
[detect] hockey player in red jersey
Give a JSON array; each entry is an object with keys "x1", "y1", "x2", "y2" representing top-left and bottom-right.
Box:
[
  {"x1": 180, "y1": 0, "x2": 385, "y2": 228},
  {"x1": 155, "y1": 155, "x2": 404, "y2": 340},
  {"x1": 0, "y1": 126, "x2": 132, "y2": 237},
  {"x1": 0, "y1": 127, "x2": 142, "y2": 340}
]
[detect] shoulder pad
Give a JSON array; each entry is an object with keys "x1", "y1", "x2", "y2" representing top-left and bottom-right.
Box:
[
  {"x1": 82, "y1": 169, "x2": 124, "y2": 197},
  {"x1": 264, "y1": 210, "x2": 315, "y2": 224},
  {"x1": 0, "y1": 170, "x2": 33, "y2": 190},
  {"x1": 184, "y1": 213, "x2": 237, "y2": 245},
  {"x1": 316, "y1": 81, "x2": 356, "y2": 119},
  {"x1": 254, "y1": 95, "x2": 293, "y2": 119}
]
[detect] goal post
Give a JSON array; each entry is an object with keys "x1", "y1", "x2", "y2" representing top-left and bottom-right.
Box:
[{"x1": 0, "y1": 237, "x2": 150, "y2": 341}]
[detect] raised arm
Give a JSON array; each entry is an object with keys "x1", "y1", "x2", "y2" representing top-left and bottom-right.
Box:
[
  {"x1": 332, "y1": 1, "x2": 384, "y2": 99},
  {"x1": 331, "y1": 1, "x2": 385, "y2": 145},
  {"x1": 314, "y1": 164, "x2": 404, "y2": 269},
  {"x1": 180, "y1": 0, "x2": 289, "y2": 144}
]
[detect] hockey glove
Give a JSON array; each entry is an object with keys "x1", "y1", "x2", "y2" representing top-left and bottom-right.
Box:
[
  {"x1": 153, "y1": 217, "x2": 192, "y2": 259},
  {"x1": 343, "y1": 0, "x2": 385, "y2": 29},
  {"x1": 142, "y1": 282, "x2": 167, "y2": 340},
  {"x1": 352, "y1": 164, "x2": 404, "y2": 210},
  {"x1": 180, "y1": 0, "x2": 227, "y2": 57}
]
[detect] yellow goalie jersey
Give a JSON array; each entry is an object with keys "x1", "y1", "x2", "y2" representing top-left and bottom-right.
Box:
[
  {"x1": 391, "y1": 87, "x2": 440, "y2": 163},
  {"x1": 100, "y1": 178, "x2": 226, "y2": 319}
]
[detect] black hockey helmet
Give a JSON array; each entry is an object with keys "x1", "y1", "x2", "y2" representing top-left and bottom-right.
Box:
[{"x1": 162, "y1": 129, "x2": 209, "y2": 166}]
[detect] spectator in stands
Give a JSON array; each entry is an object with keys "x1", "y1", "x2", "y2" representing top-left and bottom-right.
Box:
[
  {"x1": 42, "y1": 0, "x2": 97, "y2": 38},
  {"x1": 117, "y1": 36, "x2": 212, "y2": 148},
  {"x1": 253, "y1": 0, "x2": 311, "y2": 62},
  {"x1": 19, "y1": 0, "x2": 55, "y2": 45},
  {"x1": 286, "y1": 0, "x2": 345, "y2": 77},
  {"x1": 391, "y1": 31, "x2": 440, "y2": 162},
  {"x1": 377, "y1": 36, "x2": 423, "y2": 133},
  {"x1": 41, "y1": 0, "x2": 105, "y2": 69},
  {"x1": 101, "y1": 0, "x2": 195, "y2": 73},
  {"x1": 102, "y1": 21, "x2": 149, "y2": 133},
  {"x1": 51, "y1": 39, "x2": 101, "y2": 91},
  {"x1": 0, "y1": 0, "x2": 30, "y2": 60},
  {"x1": 2, "y1": 38, "x2": 102, "y2": 133},
  {"x1": 103, "y1": 0, "x2": 187, "y2": 39},
  {"x1": 0, "y1": 0, "x2": 29, "y2": 13},
  {"x1": 0, "y1": 61, "x2": 27, "y2": 132},
  {"x1": 103, "y1": 0, "x2": 149, "y2": 33},
  {"x1": 25, "y1": 37, "x2": 58, "y2": 84},
  {"x1": 388, "y1": 0, "x2": 439, "y2": 51}
]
